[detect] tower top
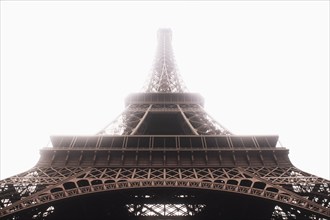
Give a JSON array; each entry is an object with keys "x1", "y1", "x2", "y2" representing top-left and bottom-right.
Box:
[
  {"x1": 144, "y1": 28, "x2": 187, "y2": 93},
  {"x1": 157, "y1": 28, "x2": 172, "y2": 41}
]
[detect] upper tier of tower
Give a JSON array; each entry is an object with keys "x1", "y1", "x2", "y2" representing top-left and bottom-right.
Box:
[
  {"x1": 144, "y1": 29, "x2": 187, "y2": 93},
  {"x1": 96, "y1": 29, "x2": 232, "y2": 136}
]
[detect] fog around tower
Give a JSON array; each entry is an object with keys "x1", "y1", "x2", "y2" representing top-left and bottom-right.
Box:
[{"x1": 0, "y1": 1, "x2": 329, "y2": 179}]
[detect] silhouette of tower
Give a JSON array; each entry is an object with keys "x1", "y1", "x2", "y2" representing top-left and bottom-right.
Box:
[{"x1": 0, "y1": 29, "x2": 329, "y2": 220}]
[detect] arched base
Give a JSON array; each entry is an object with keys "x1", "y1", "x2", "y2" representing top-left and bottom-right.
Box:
[{"x1": 6, "y1": 188, "x2": 279, "y2": 220}]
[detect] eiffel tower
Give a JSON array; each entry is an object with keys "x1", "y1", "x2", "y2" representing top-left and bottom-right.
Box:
[{"x1": 0, "y1": 29, "x2": 329, "y2": 220}]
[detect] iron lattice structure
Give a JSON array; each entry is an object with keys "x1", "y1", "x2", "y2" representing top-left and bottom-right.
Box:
[{"x1": 0, "y1": 29, "x2": 329, "y2": 220}]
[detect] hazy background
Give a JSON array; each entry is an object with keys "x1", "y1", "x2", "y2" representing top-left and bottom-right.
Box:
[{"x1": 1, "y1": 1, "x2": 329, "y2": 179}]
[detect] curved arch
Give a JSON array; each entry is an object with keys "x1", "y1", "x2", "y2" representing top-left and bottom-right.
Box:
[
  {"x1": 91, "y1": 179, "x2": 103, "y2": 185},
  {"x1": 77, "y1": 179, "x2": 89, "y2": 187},
  {"x1": 50, "y1": 187, "x2": 63, "y2": 193},
  {"x1": 240, "y1": 179, "x2": 252, "y2": 187},
  {"x1": 63, "y1": 182, "x2": 76, "y2": 190},
  {"x1": 253, "y1": 181, "x2": 266, "y2": 190},
  {"x1": 266, "y1": 187, "x2": 279, "y2": 193},
  {"x1": 104, "y1": 179, "x2": 116, "y2": 184},
  {"x1": 226, "y1": 179, "x2": 238, "y2": 185},
  {"x1": 1, "y1": 179, "x2": 328, "y2": 218}
]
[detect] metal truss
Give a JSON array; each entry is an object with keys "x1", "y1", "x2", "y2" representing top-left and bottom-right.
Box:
[
  {"x1": 244, "y1": 167, "x2": 330, "y2": 213},
  {"x1": 98, "y1": 104, "x2": 231, "y2": 135},
  {"x1": 126, "y1": 203, "x2": 206, "y2": 216},
  {"x1": 1, "y1": 166, "x2": 329, "y2": 218},
  {"x1": 179, "y1": 104, "x2": 232, "y2": 135},
  {"x1": 97, "y1": 105, "x2": 148, "y2": 135},
  {"x1": 144, "y1": 29, "x2": 187, "y2": 93},
  {"x1": 0, "y1": 167, "x2": 88, "y2": 209},
  {"x1": 243, "y1": 167, "x2": 328, "y2": 185}
]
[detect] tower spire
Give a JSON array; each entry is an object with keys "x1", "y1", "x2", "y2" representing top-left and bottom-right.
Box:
[{"x1": 145, "y1": 28, "x2": 187, "y2": 93}]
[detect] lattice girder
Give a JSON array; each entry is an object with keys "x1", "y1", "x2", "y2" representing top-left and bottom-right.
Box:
[
  {"x1": 98, "y1": 103, "x2": 231, "y2": 135},
  {"x1": 244, "y1": 167, "x2": 329, "y2": 185},
  {"x1": 0, "y1": 167, "x2": 329, "y2": 218},
  {"x1": 98, "y1": 106, "x2": 148, "y2": 135},
  {"x1": 126, "y1": 203, "x2": 206, "y2": 216},
  {"x1": 144, "y1": 29, "x2": 187, "y2": 93}
]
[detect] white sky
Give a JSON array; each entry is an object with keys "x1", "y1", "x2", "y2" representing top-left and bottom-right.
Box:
[{"x1": 1, "y1": 1, "x2": 329, "y2": 180}]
